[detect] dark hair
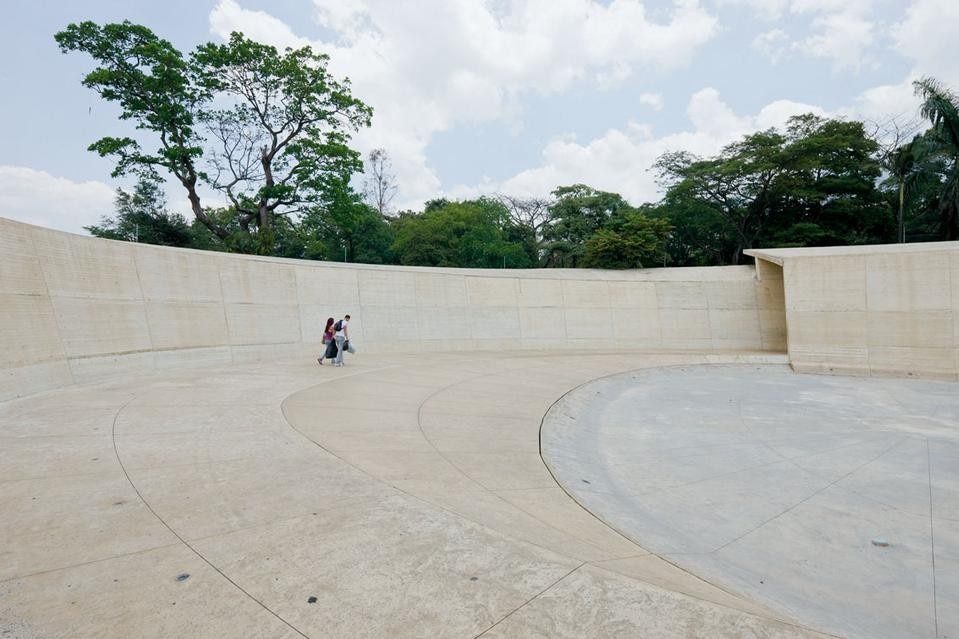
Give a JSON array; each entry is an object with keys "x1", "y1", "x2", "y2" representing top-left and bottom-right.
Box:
[
  {"x1": 325, "y1": 317, "x2": 335, "y2": 329},
  {"x1": 344, "y1": 314, "x2": 351, "y2": 320}
]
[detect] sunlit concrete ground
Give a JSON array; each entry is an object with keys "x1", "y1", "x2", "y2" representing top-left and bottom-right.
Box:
[
  {"x1": 543, "y1": 365, "x2": 958, "y2": 639},
  {"x1": 1, "y1": 351, "x2": 948, "y2": 637}
]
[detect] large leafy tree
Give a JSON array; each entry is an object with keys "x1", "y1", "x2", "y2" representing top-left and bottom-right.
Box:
[
  {"x1": 655, "y1": 130, "x2": 788, "y2": 264},
  {"x1": 656, "y1": 115, "x2": 891, "y2": 263},
  {"x1": 300, "y1": 180, "x2": 394, "y2": 263},
  {"x1": 56, "y1": 22, "x2": 371, "y2": 254},
  {"x1": 86, "y1": 178, "x2": 196, "y2": 247},
  {"x1": 392, "y1": 199, "x2": 532, "y2": 268},
  {"x1": 581, "y1": 209, "x2": 672, "y2": 269},
  {"x1": 913, "y1": 77, "x2": 959, "y2": 240},
  {"x1": 769, "y1": 115, "x2": 889, "y2": 247},
  {"x1": 495, "y1": 194, "x2": 553, "y2": 264},
  {"x1": 542, "y1": 185, "x2": 632, "y2": 267}
]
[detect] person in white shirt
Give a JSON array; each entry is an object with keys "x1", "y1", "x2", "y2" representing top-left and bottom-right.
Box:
[{"x1": 333, "y1": 314, "x2": 350, "y2": 367}]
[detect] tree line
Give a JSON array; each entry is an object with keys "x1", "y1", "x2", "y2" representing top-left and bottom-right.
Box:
[{"x1": 63, "y1": 21, "x2": 959, "y2": 269}]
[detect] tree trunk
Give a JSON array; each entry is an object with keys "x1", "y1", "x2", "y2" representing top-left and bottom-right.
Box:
[
  {"x1": 898, "y1": 182, "x2": 905, "y2": 243},
  {"x1": 257, "y1": 146, "x2": 275, "y2": 254},
  {"x1": 182, "y1": 177, "x2": 229, "y2": 240}
]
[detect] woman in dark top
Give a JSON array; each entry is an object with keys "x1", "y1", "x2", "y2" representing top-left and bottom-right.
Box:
[{"x1": 318, "y1": 317, "x2": 336, "y2": 365}]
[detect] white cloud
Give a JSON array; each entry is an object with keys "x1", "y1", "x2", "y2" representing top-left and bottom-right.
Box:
[
  {"x1": 469, "y1": 88, "x2": 824, "y2": 204},
  {"x1": 846, "y1": 77, "x2": 921, "y2": 123},
  {"x1": 208, "y1": 0, "x2": 720, "y2": 209},
  {"x1": 0, "y1": 166, "x2": 115, "y2": 234},
  {"x1": 209, "y1": 1, "x2": 312, "y2": 49},
  {"x1": 795, "y1": 8, "x2": 874, "y2": 71},
  {"x1": 639, "y1": 92, "x2": 665, "y2": 110},
  {"x1": 752, "y1": 28, "x2": 789, "y2": 64},
  {"x1": 754, "y1": 98, "x2": 825, "y2": 130},
  {"x1": 724, "y1": 0, "x2": 877, "y2": 71},
  {"x1": 893, "y1": 0, "x2": 959, "y2": 87},
  {"x1": 716, "y1": 0, "x2": 790, "y2": 20}
]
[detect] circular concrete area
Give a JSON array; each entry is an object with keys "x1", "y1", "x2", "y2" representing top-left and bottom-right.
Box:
[{"x1": 541, "y1": 365, "x2": 958, "y2": 639}]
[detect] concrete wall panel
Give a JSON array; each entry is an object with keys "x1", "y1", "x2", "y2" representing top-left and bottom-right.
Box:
[
  {"x1": 220, "y1": 260, "x2": 297, "y2": 306},
  {"x1": 611, "y1": 309, "x2": 660, "y2": 342},
  {"x1": 416, "y1": 306, "x2": 471, "y2": 341},
  {"x1": 52, "y1": 298, "x2": 152, "y2": 358},
  {"x1": 608, "y1": 281, "x2": 657, "y2": 309},
  {"x1": 866, "y1": 252, "x2": 951, "y2": 312},
  {"x1": 358, "y1": 270, "x2": 416, "y2": 307},
  {"x1": 750, "y1": 242, "x2": 959, "y2": 380},
  {"x1": 0, "y1": 294, "x2": 65, "y2": 367},
  {"x1": 467, "y1": 277, "x2": 519, "y2": 307},
  {"x1": 414, "y1": 273, "x2": 468, "y2": 308},
  {"x1": 224, "y1": 303, "x2": 301, "y2": 346},
  {"x1": 35, "y1": 232, "x2": 142, "y2": 301},
  {"x1": 469, "y1": 307, "x2": 521, "y2": 339},
  {"x1": 655, "y1": 282, "x2": 707, "y2": 310},
  {"x1": 564, "y1": 308, "x2": 612, "y2": 339},
  {"x1": 0, "y1": 224, "x2": 47, "y2": 296},
  {"x1": 295, "y1": 266, "x2": 360, "y2": 308},
  {"x1": 136, "y1": 248, "x2": 224, "y2": 303},
  {"x1": 145, "y1": 301, "x2": 230, "y2": 350},
  {"x1": 563, "y1": 279, "x2": 610, "y2": 308},
  {"x1": 360, "y1": 305, "x2": 419, "y2": 342},
  {"x1": 520, "y1": 307, "x2": 567, "y2": 340},
  {"x1": 518, "y1": 279, "x2": 564, "y2": 307},
  {"x1": 786, "y1": 256, "x2": 866, "y2": 312}
]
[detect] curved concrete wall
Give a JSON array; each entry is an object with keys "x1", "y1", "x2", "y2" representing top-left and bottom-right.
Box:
[{"x1": 1, "y1": 216, "x2": 786, "y2": 400}]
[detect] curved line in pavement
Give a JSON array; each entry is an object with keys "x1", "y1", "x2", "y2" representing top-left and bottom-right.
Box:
[
  {"x1": 109, "y1": 395, "x2": 310, "y2": 638},
  {"x1": 534, "y1": 363, "x2": 834, "y2": 633}
]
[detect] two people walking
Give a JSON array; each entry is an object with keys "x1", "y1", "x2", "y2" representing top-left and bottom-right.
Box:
[{"x1": 318, "y1": 314, "x2": 351, "y2": 367}]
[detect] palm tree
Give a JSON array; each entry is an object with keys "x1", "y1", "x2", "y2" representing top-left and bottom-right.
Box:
[
  {"x1": 913, "y1": 77, "x2": 959, "y2": 240},
  {"x1": 884, "y1": 135, "x2": 942, "y2": 242}
]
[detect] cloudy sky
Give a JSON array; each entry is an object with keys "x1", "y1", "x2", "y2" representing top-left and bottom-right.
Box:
[{"x1": 0, "y1": 0, "x2": 955, "y2": 233}]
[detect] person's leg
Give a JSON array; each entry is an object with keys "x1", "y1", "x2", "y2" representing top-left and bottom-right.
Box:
[{"x1": 334, "y1": 335, "x2": 345, "y2": 366}]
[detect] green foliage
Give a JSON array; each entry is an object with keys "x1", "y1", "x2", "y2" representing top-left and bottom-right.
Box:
[
  {"x1": 657, "y1": 115, "x2": 892, "y2": 263},
  {"x1": 542, "y1": 185, "x2": 632, "y2": 267},
  {"x1": 56, "y1": 22, "x2": 209, "y2": 220},
  {"x1": 85, "y1": 178, "x2": 199, "y2": 248},
  {"x1": 913, "y1": 77, "x2": 959, "y2": 240},
  {"x1": 581, "y1": 211, "x2": 672, "y2": 269},
  {"x1": 392, "y1": 199, "x2": 533, "y2": 268},
  {"x1": 57, "y1": 21, "x2": 372, "y2": 254},
  {"x1": 300, "y1": 180, "x2": 394, "y2": 263}
]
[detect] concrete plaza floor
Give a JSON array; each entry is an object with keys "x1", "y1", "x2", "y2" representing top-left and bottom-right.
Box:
[
  {"x1": 1, "y1": 351, "x2": 944, "y2": 637},
  {"x1": 542, "y1": 365, "x2": 958, "y2": 639}
]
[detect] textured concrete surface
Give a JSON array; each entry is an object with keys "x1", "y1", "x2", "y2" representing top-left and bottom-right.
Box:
[
  {"x1": 542, "y1": 364, "x2": 959, "y2": 639},
  {"x1": 747, "y1": 242, "x2": 959, "y2": 381},
  {"x1": 1, "y1": 351, "x2": 840, "y2": 639}
]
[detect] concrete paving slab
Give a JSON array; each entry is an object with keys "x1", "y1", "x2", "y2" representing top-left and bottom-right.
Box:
[
  {"x1": 0, "y1": 472, "x2": 177, "y2": 581},
  {"x1": 191, "y1": 494, "x2": 581, "y2": 638},
  {"x1": 0, "y1": 545, "x2": 302, "y2": 639},
  {"x1": 542, "y1": 364, "x2": 959, "y2": 639},
  {"x1": 478, "y1": 564, "x2": 832, "y2": 639}
]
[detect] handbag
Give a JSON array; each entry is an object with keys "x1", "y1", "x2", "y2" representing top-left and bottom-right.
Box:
[{"x1": 345, "y1": 340, "x2": 356, "y2": 354}]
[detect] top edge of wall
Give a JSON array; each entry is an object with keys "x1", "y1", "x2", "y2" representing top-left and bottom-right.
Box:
[{"x1": 746, "y1": 240, "x2": 959, "y2": 264}]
